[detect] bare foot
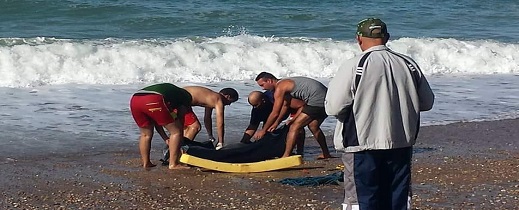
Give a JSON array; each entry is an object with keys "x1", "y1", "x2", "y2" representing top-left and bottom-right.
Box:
[
  {"x1": 143, "y1": 162, "x2": 157, "y2": 168},
  {"x1": 316, "y1": 154, "x2": 333, "y2": 160},
  {"x1": 168, "y1": 164, "x2": 190, "y2": 170}
]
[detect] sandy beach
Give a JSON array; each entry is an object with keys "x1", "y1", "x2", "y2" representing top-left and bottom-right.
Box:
[{"x1": 1, "y1": 118, "x2": 518, "y2": 209}]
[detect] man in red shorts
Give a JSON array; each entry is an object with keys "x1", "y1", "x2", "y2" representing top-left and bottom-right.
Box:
[{"x1": 129, "y1": 83, "x2": 191, "y2": 169}]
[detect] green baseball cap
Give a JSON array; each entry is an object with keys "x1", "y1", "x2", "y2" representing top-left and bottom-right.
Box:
[{"x1": 356, "y1": 18, "x2": 388, "y2": 38}]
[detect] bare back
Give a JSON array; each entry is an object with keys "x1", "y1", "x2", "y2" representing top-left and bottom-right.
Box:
[
  {"x1": 183, "y1": 86, "x2": 222, "y2": 108},
  {"x1": 183, "y1": 86, "x2": 226, "y2": 144}
]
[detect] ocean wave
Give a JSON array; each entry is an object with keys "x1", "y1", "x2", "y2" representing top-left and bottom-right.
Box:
[{"x1": 0, "y1": 35, "x2": 518, "y2": 87}]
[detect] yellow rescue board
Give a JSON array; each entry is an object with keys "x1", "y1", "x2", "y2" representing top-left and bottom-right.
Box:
[{"x1": 179, "y1": 154, "x2": 303, "y2": 173}]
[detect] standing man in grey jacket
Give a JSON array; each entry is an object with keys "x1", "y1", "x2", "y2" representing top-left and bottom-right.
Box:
[{"x1": 325, "y1": 18, "x2": 434, "y2": 210}]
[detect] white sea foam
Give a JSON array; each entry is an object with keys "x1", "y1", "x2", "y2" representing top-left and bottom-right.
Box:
[
  {"x1": 1, "y1": 36, "x2": 518, "y2": 157},
  {"x1": 1, "y1": 36, "x2": 518, "y2": 87}
]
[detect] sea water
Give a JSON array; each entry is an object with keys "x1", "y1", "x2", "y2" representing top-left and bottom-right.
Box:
[{"x1": 1, "y1": 0, "x2": 518, "y2": 158}]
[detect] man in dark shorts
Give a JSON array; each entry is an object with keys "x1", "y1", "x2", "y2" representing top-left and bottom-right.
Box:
[
  {"x1": 129, "y1": 83, "x2": 191, "y2": 170},
  {"x1": 240, "y1": 90, "x2": 306, "y2": 155},
  {"x1": 254, "y1": 72, "x2": 332, "y2": 159}
]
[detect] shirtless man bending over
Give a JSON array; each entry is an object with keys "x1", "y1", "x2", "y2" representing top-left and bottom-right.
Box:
[{"x1": 182, "y1": 86, "x2": 239, "y2": 150}]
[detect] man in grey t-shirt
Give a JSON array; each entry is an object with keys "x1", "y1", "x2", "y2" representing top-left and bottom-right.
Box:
[{"x1": 254, "y1": 72, "x2": 332, "y2": 159}]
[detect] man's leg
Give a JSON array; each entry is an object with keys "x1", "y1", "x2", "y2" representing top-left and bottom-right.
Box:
[
  {"x1": 354, "y1": 150, "x2": 381, "y2": 210},
  {"x1": 163, "y1": 121, "x2": 189, "y2": 169},
  {"x1": 182, "y1": 108, "x2": 201, "y2": 141},
  {"x1": 300, "y1": 105, "x2": 331, "y2": 159},
  {"x1": 295, "y1": 128, "x2": 305, "y2": 155},
  {"x1": 342, "y1": 153, "x2": 359, "y2": 210},
  {"x1": 282, "y1": 113, "x2": 313, "y2": 157},
  {"x1": 307, "y1": 118, "x2": 331, "y2": 159},
  {"x1": 130, "y1": 94, "x2": 157, "y2": 168},
  {"x1": 388, "y1": 147, "x2": 412, "y2": 210},
  {"x1": 184, "y1": 120, "x2": 201, "y2": 141},
  {"x1": 138, "y1": 125, "x2": 155, "y2": 168},
  {"x1": 283, "y1": 123, "x2": 304, "y2": 157}
]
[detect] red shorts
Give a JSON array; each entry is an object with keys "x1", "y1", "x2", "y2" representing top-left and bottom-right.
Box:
[
  {"x1": 130, "y1": 94, "x2": 175, "y2": 128},
  {"x1": 173, "y1": 107, "x2": 198, "y2": 127}
]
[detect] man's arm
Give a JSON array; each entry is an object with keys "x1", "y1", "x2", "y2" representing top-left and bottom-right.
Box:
[
  {"x1": 155, "y1": 124, "x2": 169, "y2": 143},
  {"x1": 213, "y1": 100, "x2": 225, "y2": 144},
  {"x1": 254, "y1": 80, "x2": 295, "y2": 139},
  {"x1": 417, "y1": 73, "x2": 435, "y2": 111},
  {"x1": 267, "y1": 97, "x2": 291, "y2": 131},
  {"x1": 255, "y1": 87, "x2": 285, "y2": 137},
  {"x1": 204, "y1": 107, "x2": 214, "y2": 140},
  {"x1": 325, "y1": 60, "x2": 356, "y2": 119}
]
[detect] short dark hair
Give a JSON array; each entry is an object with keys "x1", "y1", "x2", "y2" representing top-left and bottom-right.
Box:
[
  {"x1": 255, "y1": 72, "x2": 278, "y2": 81},
  {"x1": 219, "y1": 88, "x2": 239, "y2": 101}
]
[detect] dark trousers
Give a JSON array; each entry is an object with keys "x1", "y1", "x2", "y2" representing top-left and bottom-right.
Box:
[{"x1": 354, "y1": 147, "x2": 412, "y2": 210}]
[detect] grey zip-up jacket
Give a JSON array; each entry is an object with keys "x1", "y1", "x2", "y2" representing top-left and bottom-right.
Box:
[{"x1": 325, "y1": 45, "x2": 434, "y2": 153}]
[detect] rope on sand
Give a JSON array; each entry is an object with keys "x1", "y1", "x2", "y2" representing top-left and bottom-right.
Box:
[{"x1": 278, "y1": 171, "x2": 344, "y2": 186}]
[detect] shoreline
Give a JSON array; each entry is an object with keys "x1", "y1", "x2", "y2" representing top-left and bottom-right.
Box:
[{"x1": 1, "y1": 118, "x2": 518, "y2": 209}]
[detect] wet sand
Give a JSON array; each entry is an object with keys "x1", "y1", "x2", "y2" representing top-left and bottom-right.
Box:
[{"x1": 1, "y1": 119, "x2": 518, "y2": 209}]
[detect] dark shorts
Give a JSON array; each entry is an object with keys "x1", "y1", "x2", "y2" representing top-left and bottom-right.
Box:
[{"x1": 302, "y1": 105, "x2": 327, "y2": 120}]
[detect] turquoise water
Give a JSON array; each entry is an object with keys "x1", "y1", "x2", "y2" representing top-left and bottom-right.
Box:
[
  {"x1": 0, "y1": 1, "x2": 518, "y2": 158},
  {"x1": 2, "y1": 0, "x2": 518, "y2": 41}
]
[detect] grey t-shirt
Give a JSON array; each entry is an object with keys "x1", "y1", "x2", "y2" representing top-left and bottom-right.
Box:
[{"x1": 287, "y1": 77, "x2": 327, "y2": 107}]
